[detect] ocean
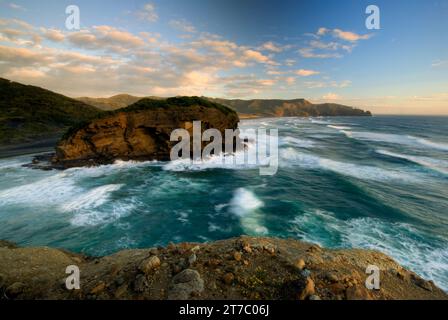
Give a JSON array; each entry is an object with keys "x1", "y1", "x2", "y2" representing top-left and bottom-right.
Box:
[{"x1": 0, "y1": 115, "x2": 447, "y2": 290}]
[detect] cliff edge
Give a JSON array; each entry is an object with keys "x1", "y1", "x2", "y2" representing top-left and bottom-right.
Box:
[
  {"x1": 0, "y1": 237, "x2": 446, "y2": 300},
  {"x1": 53, "y1": 97, "x2": 239, "y2": 168}
]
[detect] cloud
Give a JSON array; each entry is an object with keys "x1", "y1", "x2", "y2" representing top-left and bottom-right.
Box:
[
  {"x1": 300, "y1": 27, "x2": 370, "y2": 59},
  {"x1": 260, "y1": 41, "x2": 282, "y2": 53},
  {"x1": 66, "y1": 26, "x2": 145, "y2": 52},
  {"x1": 137, "y1": 3, "x2": 158, "y2": 22},
  {"x1": 4, "y1": 67, "x2": 45, "y2": 78},
  {"x1": 243, "y1": 49, "x2": 274, "y2": 64},
  {"x1": 9, "y1": 3, "x2": 25, "y2": 11},
  {"x1": 0, "y1": 18, "x2": 283, "y2": 97},
  {"x1": 285, "y1": 77, "x2": 296, "y2": 85},
  {"x1": 295, "y1": 69, "x2": 319, "y2": 77},
  {"x1": 317, "y1": 27, "x2": 329, "y2": 36},
  {"x1": 299, "y1": 48, "x2": 342, "y2": 59},
  {"x1": 305, "y1": 80, "x2": 351, "y2": 89},
  {"x1": 432, "y1": 60, "x2": 448, "y2": 68},
  {"x1": 41, "y1": 28, "x2": 65, "y2": 42},
  {"x1": 332, "y1": 29, "x2": 371, "y2": 42},
  {"x1": 323, "y1": 92, "x2": 342, "y2": 100},
  {"x1": 285, "y1": 59, "x2": 296, "y2": 66},
  {"x1": 169, "y1": 19, "x2": 196, "y2": 33}
]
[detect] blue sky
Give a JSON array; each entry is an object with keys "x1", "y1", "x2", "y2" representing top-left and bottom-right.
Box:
[{"x1": 0, "y1": 0, "x2": 447, "y2": 114}]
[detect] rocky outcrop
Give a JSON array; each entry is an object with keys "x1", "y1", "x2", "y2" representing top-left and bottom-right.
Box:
[
  {"x1": 0, "y1": 236, "x2": 446, "y2": 300},
  {"x1": 53, "y1": 97, "x2": 239, "y2": 168}
]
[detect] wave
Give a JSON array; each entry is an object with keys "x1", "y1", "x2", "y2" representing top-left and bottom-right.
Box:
[
  {"x1": 327, "y1": 125, "x2": 351, "y2": 131},
  {"x1": 62, "y1": 184, "x2": 123, "y2": 212},
  {"x1": 280, "y1": 147, "x2": 419, "y2": 183},
  {"x1": 376, "y1": 149, "x2": 448, "y2": 175},
  {"x1": 310, "y1": 119, "x2": 331, "y2": 125},
  {"x1": 229, "y1": 188, "x2": 268, "y2": 235},
  {"x1": 343, "y1": 131, "x2": 448, "y2": 151},
  {"x1": 280, "y1": 136, "x2": 316, "y2": 148},
  {"x1": 0, "y1": 171, "x2": 80, "y2": 206},
  {"x1": 290, "y1": 209, "x2": 448, "y2": 291}
]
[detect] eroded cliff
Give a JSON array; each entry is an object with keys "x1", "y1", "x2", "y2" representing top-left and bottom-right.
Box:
[{"x1": 54, "y1": 97, "x2": 239, "y2": 168}]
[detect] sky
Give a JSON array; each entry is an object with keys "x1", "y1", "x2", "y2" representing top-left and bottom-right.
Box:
[{"x1": 0, "y1": 0, "x2": 447, "y2": 115}]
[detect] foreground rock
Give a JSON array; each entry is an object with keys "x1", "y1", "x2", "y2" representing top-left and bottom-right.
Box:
[
  {"x1": 52, "y1": 97, "x2": 239, "y2": 168},
  {"x1": 0, "y1": 237, "x2": 446, "y2": 300}
]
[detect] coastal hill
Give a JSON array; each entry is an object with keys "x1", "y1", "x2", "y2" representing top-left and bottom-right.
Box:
[
  {"x1": 0, "y1": 236, "x2": 446, "y2": 300},
  {"x1": 78, "y1": 94, "x2": 372, "y2": 117},
  {"x1": 53, "y1": 97, "x2": 239, "y2": 168},
  {"x1": 0, "y1": 78, "x2": 371, "y2": 151},
  {"x1": 0, "y1": 78, "x2": 102, "y2": 146},
  {"x1": 77, "y1": 94, "x2": 159, "y2": 111}
]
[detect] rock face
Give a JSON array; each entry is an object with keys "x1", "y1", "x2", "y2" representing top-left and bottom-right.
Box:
[
  {"x1": 0, "y1": 236, "x2": 447, "y2": 300},
  {"x1": 54, "y1": 97, "x2": 239, "y2": 167}
]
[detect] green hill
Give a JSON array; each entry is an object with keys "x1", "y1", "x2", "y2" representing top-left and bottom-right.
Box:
[
  {"x1": 0, "y1": 78, "x2": 102, "y2": 145},
  {"x1": 77, "y1": 94, "x2": 144, "y2": 111},
  {"x1": 76, "y1": 95, "x2": 372, "y2": 117},
  {"x1": 207, "y1": 98, "x2": 372, "y2": 117}
]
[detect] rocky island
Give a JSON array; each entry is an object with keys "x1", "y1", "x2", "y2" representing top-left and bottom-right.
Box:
[
  {"x1": 51, "y1": 97, "x2": 239, "y2": 168},
  {"x1": 0, "y1": 236, "x2": 446, "y2": 300}
]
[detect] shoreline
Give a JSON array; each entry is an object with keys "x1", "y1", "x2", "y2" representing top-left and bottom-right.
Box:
[
  {"x1": 0, "y1": 236, "x2": 446, "y2": 300},
  {"x1": 0, "y1": 137, "x2": 59, "y2": 159}
]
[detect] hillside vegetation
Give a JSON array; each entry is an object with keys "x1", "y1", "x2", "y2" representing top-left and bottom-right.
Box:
[
  {"x1": 77, "y1": 94, "x2": 372, "y2": 117},
  {"x1": 0, "y1": 78, "x2": 102, "y2": 145}
]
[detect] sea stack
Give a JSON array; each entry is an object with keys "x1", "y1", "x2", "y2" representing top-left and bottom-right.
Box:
[{"x1": 53, "y1": 97, "x2": 239, "y2": 168}]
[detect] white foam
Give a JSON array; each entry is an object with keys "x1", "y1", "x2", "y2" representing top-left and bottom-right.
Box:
[
  {"x1": 376, "y1": 149, "x2": 448, "y2": 175},
  {"x1": 280, "y1": 147, "x2": 420, "y2": 183},
  {"x1": 281, "y1": 136, "x2": 316, "y2": 148},
  {"x1": 415, "y1": 138, "x2": 448, "y2": 151},
  {"x1": 61, "y1": 184, "x2": 123, "y2": 212},
  {"x1": 291, "y1": 209, "x2": 448, "y2": 291},
  {"x1": 70, "y1": 196, "x2": 137, "y2": 227},
  {"x1": 310, "y1": 118, "x2": 331, "y2": 125},
  {"x1": 229, "y1": 188, "x2": 268, "y2": 235},
  {"x1": 343, "y1": 131, "x2": 448, "y2": 151},
  {"x1": 0, "y1": 171, "x2": 80, "y2": 206},
  {"x1": 328, "y1": 125, "x2": 352, "y2": 131}
]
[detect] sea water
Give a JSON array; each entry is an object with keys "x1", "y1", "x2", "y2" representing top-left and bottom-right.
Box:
[{"x1": 0, "y1": 115, "x2": 447, "y2": 290}]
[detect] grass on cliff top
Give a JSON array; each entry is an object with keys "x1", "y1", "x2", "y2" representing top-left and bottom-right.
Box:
[
  {"x1": 61, "y1": 97, "x2": 237, "y2": 140},
  {"x1": 0, "y1": 78, "x2": 103, "y2": 145},
  {"x1": 118, "y1": 96, "x2": 236, "y2": 115}
]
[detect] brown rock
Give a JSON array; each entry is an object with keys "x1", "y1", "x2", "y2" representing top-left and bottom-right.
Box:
[
  {"x1": 345, "y1": 285, "x2": 372, "y2": 300},
  {"x1": 223, "y1": 273, "x2": 235, "y2": 285},
  {"x1": 298, "y1": 277, "x2": 315, "y2": 300},
  {"x1": 54, "y1": 97, "x2": 240, "y2": 167},
  {"x1": 233, "y1": 251, "x2": 242, "y2": 261},
  {"x1": 114, "y1": 284, "x2": 128, "y2": 299},
  {"x1": 5, "y1": 282, "x2": 25, "y2": 298},
  {"x1": 243, "y1": 244, "x2": 252, "y2": 253},
  {"x1": 139, "y1": 256, "x2": 161, "y2": 274},
  {"x1": 328, "y1": 283, "x2": 346, "y2": 295},
  {"x1": 168, "y1": 269, "x2": 204, "y2": 300},
  {"x1": 90, "y1": 282, "x2": 106, "y2": 295},
  {"x1": 295, "y1": 259, "x2": 306, "y2": 270}
]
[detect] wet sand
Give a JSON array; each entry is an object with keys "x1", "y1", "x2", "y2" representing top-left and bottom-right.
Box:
[{"x1": 0, "y1": 137, "x2": 59, "y2": 159}]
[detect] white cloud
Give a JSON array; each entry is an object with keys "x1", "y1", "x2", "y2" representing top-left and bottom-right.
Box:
[
  {"x1": 332, "y1": 29, "x2": 371, "y2": 42},
  {"x1": 260, "y1": 41, "x2": 282, "y2": 53},
  {"x1": 432, "y1": 60, "x2": 448, "y2": 68},
  {"x1": 323, "y1": 92, "x2": 342, "y2": 100},
  {"x1": 169, "y1": 19, "x2": 196, "y2": 33},
  {"x1": 9, "y1": 3, "x2": 25, "y2": 11},
  {"x1": 137, "y1": 3, "x2": 158, "y2": 22},
  {"x1": 295, "y1": 69, "x2": 319, "y2": 77}
]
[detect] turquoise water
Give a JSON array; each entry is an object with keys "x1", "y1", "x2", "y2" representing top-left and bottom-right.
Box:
[{"x1": 0, "y1": 116, "x2": 447, "y2": 290}]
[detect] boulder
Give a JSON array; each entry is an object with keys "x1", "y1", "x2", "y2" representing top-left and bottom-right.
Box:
[{"x1": 168, "y1": 269, "x2": 204, "y2": 300}]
